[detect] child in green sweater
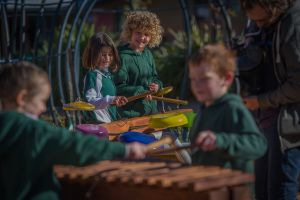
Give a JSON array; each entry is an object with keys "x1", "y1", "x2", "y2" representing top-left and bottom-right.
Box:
[
  {"x1": 114, "y1": 11, "x2": 164, "y2": 118},
  {"x1": 82, "y1": 32, "x2": 128, "y2": 123},
  {"x1": 189, "y1": 44, "x2": 267, "y2": 173},
  {"x1": 0, "y1": 61, "x2": 146, "y2": 200}
]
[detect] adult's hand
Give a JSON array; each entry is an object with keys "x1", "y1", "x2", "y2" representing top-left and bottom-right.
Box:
[{"x1": 243, "y1": 96, "x2": 259, "y2": 110}]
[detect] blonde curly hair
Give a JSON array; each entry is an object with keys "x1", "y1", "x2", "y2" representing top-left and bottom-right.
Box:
[{"x1": 120, "y1": 11, "x2": 164, "y2": 48}]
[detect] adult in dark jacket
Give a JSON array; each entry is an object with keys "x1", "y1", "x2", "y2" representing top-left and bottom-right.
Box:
[{"x1": 241, "y1": 0, "x2": 300, "y2": 199}]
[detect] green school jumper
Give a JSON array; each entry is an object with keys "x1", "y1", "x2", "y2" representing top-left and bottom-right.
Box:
[
  {"x1": 0, "y1": 111, "x2": 125, "y2": 200},
  {"x1": 114, "y1": 44, "x2": 163, "y2": 118},
  {"x1": 190, "y1": 93, "x2": 267, "y2": 173},
  {"x1": 83, "y1": 69, "x2": 117, "y2": 123}
]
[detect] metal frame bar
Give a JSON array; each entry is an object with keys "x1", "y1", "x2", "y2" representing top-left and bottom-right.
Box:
[
  {"x1": 47, "y1": 0, "x2": 65, "y2": 125},
  {"x1": 179, "y1": 0, "x2": 192, "y2": 99},
  {"x1": 0, "y1": 1, "x2": 10, "y2": 61}
]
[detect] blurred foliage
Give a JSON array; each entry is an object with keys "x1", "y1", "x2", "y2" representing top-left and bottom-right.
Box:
[
  {"x1": 153, "y1": 17, "x2": 223, "y2": 98},
  {"x1": 38, "y1": 23, "x2": 97, "y2": 129},
  {"x1": 39, "y1": 23, "x2": 96, "y2": 105},
  {"x1": 40, "y1": 23, "x2": 95, "y2": 63}
]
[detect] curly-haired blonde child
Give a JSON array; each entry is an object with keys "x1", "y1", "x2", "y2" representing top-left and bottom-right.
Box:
[
  {"x1": 114, "y1": 11, "x2": 164, "y2": 117},
  {"x1": 0, "y1": 61, "x2": 146, "y2": 200},
  {"x1": 82, "y1": 32, "x2": 127, "y2": 123}
]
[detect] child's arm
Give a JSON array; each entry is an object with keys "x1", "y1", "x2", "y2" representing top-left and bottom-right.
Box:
[
  {"x1": 84, "y1": 71, "x2": 115, "y2": 109},
  {"x1": 195, "y1": 130, "x2": 217, "y2": 152},
  {"x1": 86, "y1": 91, "x2": 115, "y2": 109},
  {"x1": 0, "y1": 112, "x2": 144, "y2": 167},
  {"x1": 34, "y1": 119, "x2": 145, "y2": 165},
  {"x1": 213, "y1": 106, "x2": 267, "y2": 160}
]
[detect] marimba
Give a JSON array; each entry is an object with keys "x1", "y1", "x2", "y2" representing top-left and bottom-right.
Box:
[{"x1": 55, "y1": 160, "x2": 254, "y2": 200}]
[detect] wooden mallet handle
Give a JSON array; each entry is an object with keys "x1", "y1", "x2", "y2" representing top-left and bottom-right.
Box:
[
  {"x1": 152, "y1": 96, "x2": 188, "y2": 105},
  {"x1": 127, "y1": 91, "x2": 154, "y2": 103},
  {"x1": 147, "y1": 144, "x2": 198, "y2": 156},
  {"x1": 146, "y1": 136, "x2": 174, "y2": 153}
]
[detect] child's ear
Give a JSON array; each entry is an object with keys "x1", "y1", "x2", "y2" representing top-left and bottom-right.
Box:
[
  {"x1": 224, "y1": 72, "x2": 234, "y2": 86},
  {"x1": 16, "y1": 89, "x2": 28, "y2": 107}
]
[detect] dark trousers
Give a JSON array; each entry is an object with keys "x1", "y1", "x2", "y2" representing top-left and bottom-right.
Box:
[
  {"x1": 281, "y1": 147, "x2": 300, "y2": 200},
  {"x1": 255, "y1": 122, "x2": 284, "y2": 200}
]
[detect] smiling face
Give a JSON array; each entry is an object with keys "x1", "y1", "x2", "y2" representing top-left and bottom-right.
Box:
[
  {"x1": 129, "y1": 30, "x2": 151, "y2": 52},
  {"x1": 96, "y1": 46, "x2": 113, "y2": 70},
  {"x1": 189, "y1": 63, "x2": 232, "y2": 106}
]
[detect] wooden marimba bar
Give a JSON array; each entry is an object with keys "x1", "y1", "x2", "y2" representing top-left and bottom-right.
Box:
[{"x1": 55, "y1": 160, "x2": 254, "y2": 200}]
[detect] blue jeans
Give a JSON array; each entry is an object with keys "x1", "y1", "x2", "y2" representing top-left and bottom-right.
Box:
[
  {"x1": 281, "y1": 147, "x2": 300, "y2": 200},
  {"x1": 254, "y1": 108, "x2": 300, "y2": 200},
  {"x1": 255, "y1": 122, "x2": 283, "y2": 200}
]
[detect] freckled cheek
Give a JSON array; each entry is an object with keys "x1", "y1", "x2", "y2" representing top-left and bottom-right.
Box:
[
  {"x1": 192, "y1": 83, "x2": 206, "y2": 96},
  {"x1": 194, "y1": 81, "x2": 206, "y2": 89},
  {"x1": 41, "y1": 104, "x2": 46, "y2": 112},
  {"x1": 190, "y1": 82, "x2": 198, "y2": 91}
]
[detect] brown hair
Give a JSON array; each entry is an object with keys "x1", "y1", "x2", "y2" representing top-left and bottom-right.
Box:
[
  {"x1": 82, "y1": 32, "x2": 120, "y2": 72},
  {"x1": 239, "y1": 0, "x2": 292, "y2": 16},
  {"x1": 188, "y1": 43, "x2": 236, "y2": 77},
  {"x1": 120, "y1": 11, "x2": 164, "y2": 48},
  {"x1": 0, "y1": 61, "x2": 50, "y2": 103}
]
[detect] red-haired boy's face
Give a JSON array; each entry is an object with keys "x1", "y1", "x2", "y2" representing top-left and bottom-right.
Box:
[
  {"x1": 129, "y1": 30, "x2": 151, "y2": 52},
  {"x1": 189, "y1": 63, "x2": 229, "y2": 106}
]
